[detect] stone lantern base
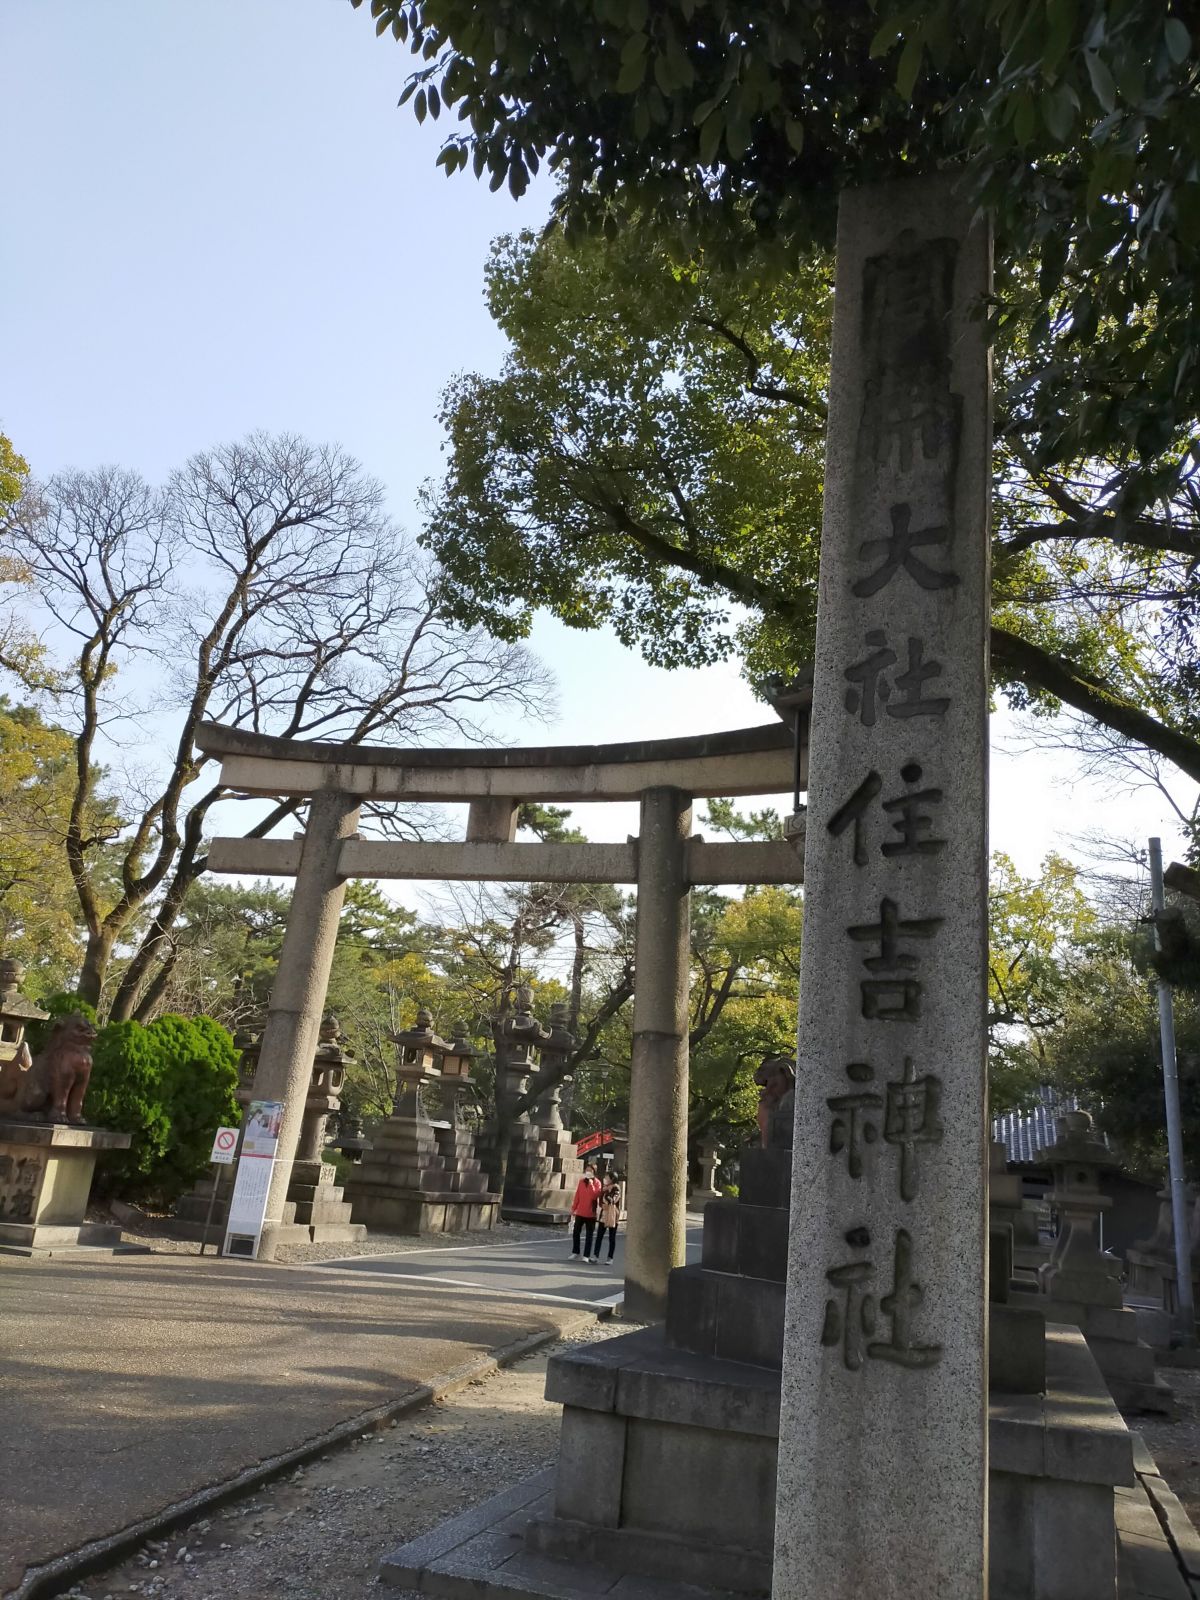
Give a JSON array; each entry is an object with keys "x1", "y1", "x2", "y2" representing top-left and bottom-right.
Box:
[
  {"x1": 345, "y1": 1116, "x2": 500, "y2": 1234},
  {"x1": 0, "y1": 1119, "x2": 146, "y2": 1257}
]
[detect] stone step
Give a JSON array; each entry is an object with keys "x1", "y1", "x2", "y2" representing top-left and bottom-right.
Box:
[
  {"x1": 699, "y1": 1200, "x2": 788, "y2": 1282},
  {"x1": 380, "y1": 1466, "x2": 755, "y2": 1600},
  {"x1": 736, "y1": 1147, "x2": 791, "y2": 1210},
  {"x1": 664, "y1": 1264, "x2": 785, "y2": 1371}
]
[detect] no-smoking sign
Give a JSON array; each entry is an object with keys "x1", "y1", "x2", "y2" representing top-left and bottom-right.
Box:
[{"x1": 210, "y1": 1126, "x2": 239, "y2": 1165}]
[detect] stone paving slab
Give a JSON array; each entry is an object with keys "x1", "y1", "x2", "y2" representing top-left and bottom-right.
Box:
[
  {"x1": 385, "y1": 1461, "x2": 1200, "y2": 1600},
  {"x1": 380, "y1": 1469, "x2": 743, "y2": 1600},
  {"x1": 0, "y1": 1252, "x2": 595, "y2": 1599},
  {"x1": 1124, "y1": 1433, "x2": 1200, "y2": 1600}
]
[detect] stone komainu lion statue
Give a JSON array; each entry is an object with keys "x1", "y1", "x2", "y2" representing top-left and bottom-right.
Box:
[
  {"x1": 0, "y1": 1014, "x2": 97, "y2": 1124},
  {"x1": 754, "y1": 1054, "x2": 797, "y2": 1151}
]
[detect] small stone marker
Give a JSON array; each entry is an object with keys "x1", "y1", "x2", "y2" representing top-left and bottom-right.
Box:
[{"x1": 774, "y1": 175, "x2": 991, "y2": 1599}]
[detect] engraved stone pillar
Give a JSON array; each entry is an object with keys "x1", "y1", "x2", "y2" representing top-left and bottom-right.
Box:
[
  {"x1": 252, "y1": 789, "x2": 360, "y2": 1260},
  {"x1": 774, "y1": 175, "x2": 991, "y2": 1600},
  {"x1": 625, "y1": 786, "x2": 692, "y2": 1323}
]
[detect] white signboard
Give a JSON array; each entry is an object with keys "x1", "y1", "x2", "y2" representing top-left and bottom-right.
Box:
[
  {"x1": 209, "y1": 1126, "x2": 239, "y2": 1165},
  {"x1": 222, "y1": 1100, "x2": 285, "y2": 1258}
]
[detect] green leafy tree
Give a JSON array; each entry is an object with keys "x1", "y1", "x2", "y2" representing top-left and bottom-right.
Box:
[
  {"x1": 422, "y1": 222, "x2": 1200, "y2": 788},
  {"x1": 0, "y1": 433, "x2": 28, "y2": 511},
  {"x1": 355, "y1": 0, "x2": 1200, "y2": 513},
  {"x1": 0, "y1": 701, "x2": 123, "y2": 992},
  {"x1": 1045, "y1": 934, "x2": 1200, "y2": 1177},
  {"x1": 987, "y1": 852, "x2": 1100, "y2": 1111}
]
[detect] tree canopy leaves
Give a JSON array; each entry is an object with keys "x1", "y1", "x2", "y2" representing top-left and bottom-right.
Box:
[
  {"x1": 355, "y1": 0, "x2": 1200, "y2": 517},
  {"x1": 423, "y1": 223, "x2": 1200, "y2": 786}
]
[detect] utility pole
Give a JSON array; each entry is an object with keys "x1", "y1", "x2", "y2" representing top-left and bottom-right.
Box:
[{"x1": 1149, "y1": 837, "x2": 1195, "y2": 1344}]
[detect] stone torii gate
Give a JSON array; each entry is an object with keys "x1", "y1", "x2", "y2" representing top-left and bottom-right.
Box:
[{"x1": 197, "y1": 712, "x2": 809, "y2": 1319}]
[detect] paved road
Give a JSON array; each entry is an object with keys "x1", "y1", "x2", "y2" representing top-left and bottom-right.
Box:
[
  {"x1": 314, "y1": 1222, "x2": 705, "y2": 1310},
  {"x1": 0, "y1": 1252, "x2": 593, "y2": 1598}
]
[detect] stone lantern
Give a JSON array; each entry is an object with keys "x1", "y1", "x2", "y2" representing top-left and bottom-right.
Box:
[
  {"x1": 438, "y1": 1022, "x2": 479, "y2": 1127},
  {"x1": 345, "y1": 1003, "x2": 499, "y2": 1234},
  {"x1": 1037, "y1": 1110, "x2": 1121, "y2": 1308},
  {"x1": 434, "y1": 1022, "x2": 485, "y2": 1175},
  {"x1": 391, "y1": 1006, "x2": 448, "y2": 1122},
  {"x1": 283, "y1": 1014, "x2": 364, "y2": 1245},
  {"x1": 493, "y1": 988, "x2": 586, "y2": 1226},
  {"x1": 1026, "y1": 1108, "x2": 1172, "y2": 1412},
  {"x1": 330, "y1": 1106, "x2": 371, "y2": 1163},
  {"x1": 534, "y1": 1002, "x2": 574, "y2": 1135},
  {"x1": 0, "y1": 959, "x2": 48, "y2": 1069},
  {"x1": 295, "y1": 1013, "x2": 350, "y2": 1167},
  {"x1": 500, "y1": 985, "x2": 550, "y2": 1123},
  {"x1": 231, "y1": 1020, "x2": 264, "y2": 1108}
]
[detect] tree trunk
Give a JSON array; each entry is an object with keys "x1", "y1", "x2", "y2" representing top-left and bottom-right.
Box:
[{"x1": 77, "y1": 927, "x2": 117, "y2": 1011}]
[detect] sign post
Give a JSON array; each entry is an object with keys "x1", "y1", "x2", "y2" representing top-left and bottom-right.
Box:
[
  {"x1": 222, "y1": 1101, "x2": 285, "y2": 1259},
  {"x1": 198, "y1": 1124, "x2": 240, "y2": 1256}
]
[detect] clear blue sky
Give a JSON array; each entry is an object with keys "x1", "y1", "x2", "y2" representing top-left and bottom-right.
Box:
[{"x1": 2, "y1": 0, "x2": 1191, "y2": 878}]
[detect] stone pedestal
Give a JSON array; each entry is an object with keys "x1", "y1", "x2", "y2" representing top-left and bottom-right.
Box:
[
  {"x1": 345, "y1": 1116, "x2": 498, "y2": 1233},
  {"x1": 284, "y1": 1017, "x2": 364, "y2": 1243},
  {"x1": 286, "y1": 1157, "x2": 365, "y2": 1244},
  {"x1": 519, "y1": 1141, "x2": 791, "y2": 1593},
  {"x1": 0, "y1": 1119, "x2": 139, "y2": 1255}
]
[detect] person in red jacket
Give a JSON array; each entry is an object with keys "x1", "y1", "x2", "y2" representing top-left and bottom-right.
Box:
[{"x1": 570, "y1": 1162, "x2": 603, "y2": 1261}]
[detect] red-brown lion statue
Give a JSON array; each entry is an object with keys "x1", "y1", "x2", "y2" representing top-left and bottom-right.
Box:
[{"x1": 0, "y1": 1014, "x2": 97, "y2": 1124}]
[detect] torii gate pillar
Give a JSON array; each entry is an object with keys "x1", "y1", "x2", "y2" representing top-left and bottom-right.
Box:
[
  {"x1": 624, "y1": 787, "x2": 692, "y2": 1322},
  {"x1": 254, "y1": 789, "x2": 361, "y2": 1260}
]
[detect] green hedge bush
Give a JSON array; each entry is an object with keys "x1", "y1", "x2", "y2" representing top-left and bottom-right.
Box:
[{"x1": 55, "y1": 1007, "x2": 242, "y2": 1205}]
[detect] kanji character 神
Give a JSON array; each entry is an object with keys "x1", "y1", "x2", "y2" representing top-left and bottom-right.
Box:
[{"x1": 884, "y1": 1055, "x2": 944, "y2": 1202}]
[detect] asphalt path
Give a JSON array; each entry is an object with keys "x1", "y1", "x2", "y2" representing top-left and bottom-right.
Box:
[
  {"x1": 312, "y1": 1221, "x2": 705, "y2": 1310},
  {"x1": 0, "y1": 1252, "x2": 593, "y2": 1598}
]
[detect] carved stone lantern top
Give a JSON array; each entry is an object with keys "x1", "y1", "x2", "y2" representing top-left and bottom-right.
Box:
[
  {"x1": 504, "y1": 984, "x2": 551, "y2": 1050},
  {"x1": 440, "y1": 1022, "x2": 478, "y2": 1083},
  {"x1": 392, "y1": 1005, "x2": 450, "y2": 1078},
  {"x1": 1035, "y1": 1109, "x2": 1116, "y2": 1180},
  {"x1": 314, "y1": 1012, "x2": 353, "y2": 1071},
  {"x1": 0, "y1": 957, "x2": 50, "y2": 1063}
]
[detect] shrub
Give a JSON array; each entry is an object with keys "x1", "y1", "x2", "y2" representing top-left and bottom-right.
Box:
[{"x1": 83, "y1": 1013, "x2": 239, "y2": 1205}]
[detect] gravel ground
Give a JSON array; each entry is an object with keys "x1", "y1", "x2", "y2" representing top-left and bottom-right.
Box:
[
  {"x1": 1133, "y1": 1364, "x2": 1200, "y2": 1526},
  {"x1": 35, "y1": 1304, "x2": 1200, "y2": 1600},
  {"x1": 49, "y1": 1319, "x2": 632, "y2": 1600}
]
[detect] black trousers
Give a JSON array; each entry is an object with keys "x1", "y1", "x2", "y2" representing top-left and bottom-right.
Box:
[
  {"x1": 571, "y1": 1215, "x2": 595, "y2": 1255},
  {"x1": 593, "y1": 1222, "x2": 617, "y2": 1260}
]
